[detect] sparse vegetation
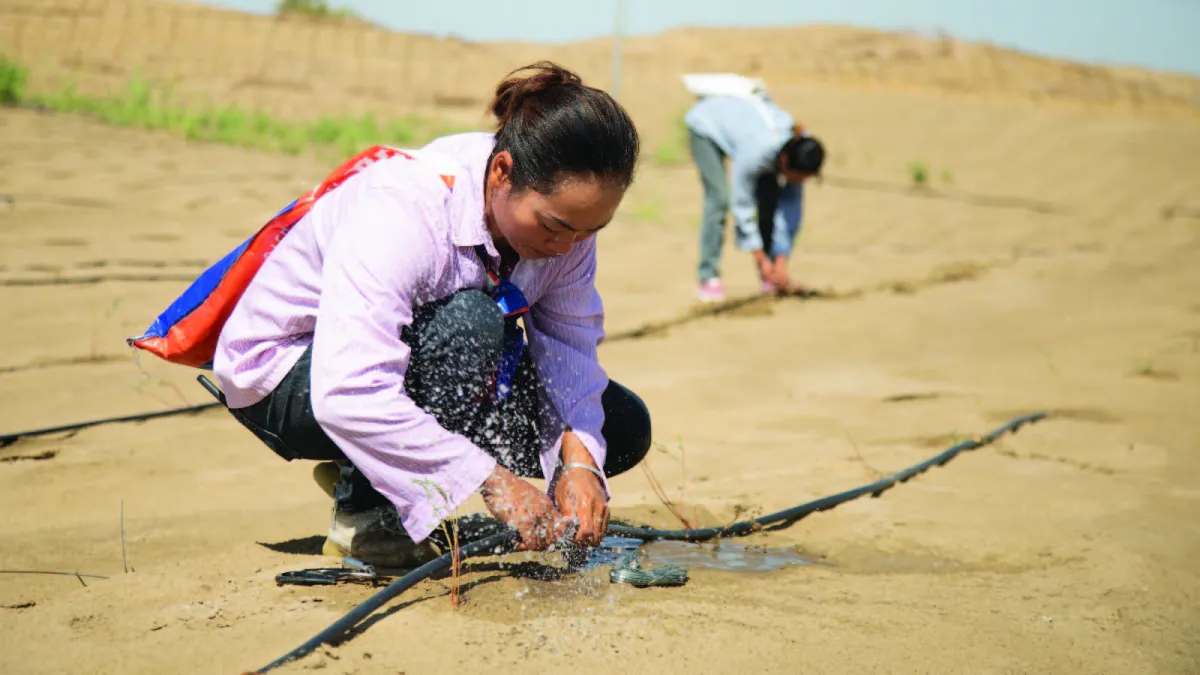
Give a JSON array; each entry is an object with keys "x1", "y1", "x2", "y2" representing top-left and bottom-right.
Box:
[
  {"x1": 1130, "y1": 360, "x2": 1179, "y2": 381},
  {"x1": 646, "y1": 437, "x2": 695, "y2": 529},
  {"x1": 414, "y1": 479, "x2": 464, "y2": 607},
  {"x1": 6, "y1": 59, "x2": 482, "y2": 157},
  {"x1": 909, "y1": 161, "x2": 929, "y2": 188},
  {"x1": 650, "y1": 111, "x2": 691, "y2": 167},
  {"x1": 907, "y1": 162, "x2": 956, "y2": 189},
  {"x1": 275, "y1": 0, "x2": 360, "y2": 21},
  {"x1": 1037, "y1": 345, "x2": 1060, "y2": 376},
  {"x1": 0, "y1": 54, "x2": 28, "y2": 106},
  {"x1": 35, "y1": 80, "x2": 430, "y2": 156},
  {"x1": 632, "y1": 198, "x2": 664, "y2": 223},
  {"x1": 91, "y1": 298, "x2": 124, "y2": 361}
]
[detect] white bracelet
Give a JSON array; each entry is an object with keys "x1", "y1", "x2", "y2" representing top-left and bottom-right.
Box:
[{"x1": 562, "y1": 462, "x2": 605, "y2": 481}]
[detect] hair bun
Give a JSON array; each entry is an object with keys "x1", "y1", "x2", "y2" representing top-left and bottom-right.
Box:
[
  {"x1": 483, "y1": 60, "x2": 639, "y2": 196},
  {"x1": 490, "y1": 61, "x2": 584, "y2": 128}
]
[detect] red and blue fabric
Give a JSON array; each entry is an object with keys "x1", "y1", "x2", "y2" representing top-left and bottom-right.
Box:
[{"x1": 127, "y1": 145, "x2": 423, "y2": 369}]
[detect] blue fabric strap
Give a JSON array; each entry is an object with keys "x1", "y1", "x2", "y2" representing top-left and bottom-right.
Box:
[{"x1": 473, "y1": 245, "x2": 529, "y2": 403}]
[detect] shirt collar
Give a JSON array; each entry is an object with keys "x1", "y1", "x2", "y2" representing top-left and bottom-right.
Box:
[{"x1": 447, "y1": 133, "x2": 500, "y2": 259}]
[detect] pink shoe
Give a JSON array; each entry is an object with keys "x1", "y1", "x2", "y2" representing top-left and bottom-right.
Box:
[
  {"x1": 696, "y1": 278, "x2": 726, "y2": 303},
  {"x1": 760, "y1": 280, "x2": 777, "y2": 295}
]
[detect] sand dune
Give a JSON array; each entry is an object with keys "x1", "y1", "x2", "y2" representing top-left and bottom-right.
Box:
[
  {"x1": 2, "y1": 0, "x2": 1198, "y2": 133},
  {"x1": 1, "y1": 1, "x2": 1199, "y2": 673}
]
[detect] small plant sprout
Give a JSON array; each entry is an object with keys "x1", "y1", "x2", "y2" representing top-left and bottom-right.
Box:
[
  {"x1": 414, "y1": 479, "x2": 463, "y2": 607},
  {"x1": 909, "y1": 162, "x2": 929, "y2": 188},
  {"x1": 91, "y1": 298, "x2": 124, "y2": 361},
  {"x1": 644, "y1": 437, "x2": 693, "y2": 529}
]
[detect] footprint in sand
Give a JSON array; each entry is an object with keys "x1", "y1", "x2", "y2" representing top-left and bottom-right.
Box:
[
  {"x1": 42, "y1": 238, "x2": 89, "y2": 247},
  {"x1": 882, "y1": 392, "x2": 943, "y2": 403},
  {"x1": 131, "y1": 233, "x2": 182, "y2": 243}
]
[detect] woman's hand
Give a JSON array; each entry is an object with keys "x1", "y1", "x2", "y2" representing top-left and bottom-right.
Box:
[
  {"x1": 479, "y1": 464, "x2": 566, "y2": 551},
  {"x1": 553, "y1": 432, "x2": 609, "y2": 547},
  {"x1": 753, "y1": 248, "x2": 775, "y2": 286},
  {"x1": 770, "y1": 254, "x2": 792, "y2": 294}
]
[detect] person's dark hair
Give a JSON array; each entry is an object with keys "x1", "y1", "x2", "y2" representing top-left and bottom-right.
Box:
[
  {"x1": 487, "y1": 61, "x2": 640, "y2": 195},
  {"x1": 781, "y1": 135, "x2": 826, "y2": 175}
]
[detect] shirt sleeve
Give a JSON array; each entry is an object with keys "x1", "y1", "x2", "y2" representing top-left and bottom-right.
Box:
[
  {"x1": 523, "y1": 236, "x2": 610, "y2": 498},
  {"x1": 309, "y1": 181, "x2": 497, "y2": 544}
]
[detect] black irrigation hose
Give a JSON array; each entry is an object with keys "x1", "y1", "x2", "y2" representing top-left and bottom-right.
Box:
[
  {"x1": 250, "y1": 411, "x2": 1047, "y2": 674},
  {"x1": 252, "y1": 531, "x2": 520, "y2": 674},
  {"x1": 0, "y1": 403, "x2": 221, "y2": 449},
  {"x1": 0, "y1": 570, "x2": 110, "y2": 580},
  {"x1": 610, "y1": 411, "x2": 1048, "y2": 541}
]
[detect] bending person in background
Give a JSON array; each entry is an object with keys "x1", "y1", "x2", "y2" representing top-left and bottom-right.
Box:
[
  {"x1": 212, "y1": 62, "x2": 651, "y2": 567},
  {"x1": 684, "y1": 93, "x2": 826, "y2": 302}
]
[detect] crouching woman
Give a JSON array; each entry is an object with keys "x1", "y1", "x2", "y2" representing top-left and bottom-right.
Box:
[{"x1": 212, "y1": 62, "x2": 651, "y2": 566}]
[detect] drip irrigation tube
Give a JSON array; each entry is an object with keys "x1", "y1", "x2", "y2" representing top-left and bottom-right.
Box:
[
  {"x1": 609, "y1": 411, "x2": 1047, "y2": 541},
  {"x1": 0, "y1": 403, "x2": 221, "y2": 449},
  {"x1": 251, "y1": 531, "x2": 519, "y2": 674},
  {"x1": 248, "y1": 411, "x2": 1046, "y2": 674},
  {"x1": 0, "y1": 570, "x2": 110, "y2": 580}
]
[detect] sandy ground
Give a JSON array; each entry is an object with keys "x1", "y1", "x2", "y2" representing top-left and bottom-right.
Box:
[{"x1": 3, "y1": 16, "x2": 1200, "y2": 674}]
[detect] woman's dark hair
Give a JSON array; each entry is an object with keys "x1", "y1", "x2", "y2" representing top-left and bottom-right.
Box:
[
  {"x1": 487, "y1": 61, "x2": 640, "y2": 195},
  {"x1": 781, "y1": 135, "x2": 826, "y2": 175}
]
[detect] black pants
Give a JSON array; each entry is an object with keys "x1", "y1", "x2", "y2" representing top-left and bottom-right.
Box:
[
  {"x1": 755, "y1": 172, "x2": 781, "y2": 259},
  {"x1": 226, "y1": 290, "x2": 652, "y2": 513}
]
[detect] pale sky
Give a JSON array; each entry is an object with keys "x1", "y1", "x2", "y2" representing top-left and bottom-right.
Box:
[{"x1": 202, "y1": 0, "x2": 1200, "y2": 77}]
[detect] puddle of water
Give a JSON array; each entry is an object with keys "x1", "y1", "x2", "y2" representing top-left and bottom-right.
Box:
[
  {"x1": 643, "y1": 540, "x2": 813, "y2": 572},
  {"x1": 576, "y1": 536, "x2": 812, "y2": 573},
  {"x1": 575, "y1": 536, "x2": 644, "y2": 570}
]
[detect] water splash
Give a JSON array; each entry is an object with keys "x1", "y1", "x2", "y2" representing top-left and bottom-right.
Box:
[
  {"x1": 643, "y1": 540, "x2": 812, "y2": 572},
  {"x1": 572, "y1": 536, "x2": 811, "y2": 573}
]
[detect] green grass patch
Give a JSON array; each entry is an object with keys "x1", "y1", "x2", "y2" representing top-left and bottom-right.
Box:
[
  {"x1": 908, "y1": 161, "x2": 929, "y2": 188},
  {"x1": 632, "y1": 199, "x2": 664, "y2": 223},
  {"x1": 4, "y1": 56, "x2": 484, "y2": 157},
  {"x1": 33, "y1": 80, "x2": 445, "y2": 156},
  {"x1": 276, "y1": 0, "x2": 360, "y2": 21},
  {"x1": 650, "y1": 111, "x2": 691, "y2": 167},
  {"x1": 0, "y1": 54, "x2": 28, "y2": 105}
]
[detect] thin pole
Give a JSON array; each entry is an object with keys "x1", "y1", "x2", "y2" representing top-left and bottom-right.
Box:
[
  {"x1": 121, "y1": 500, "x2": 128, "y2": 574},
  {"x1": 611, "y1": 0, "x2": 625, "y2": 100}
]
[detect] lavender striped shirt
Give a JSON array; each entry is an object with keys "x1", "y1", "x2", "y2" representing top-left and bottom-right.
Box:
[{"x1": 212, "y1": 132, "x2": 609, "y2": 543}]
